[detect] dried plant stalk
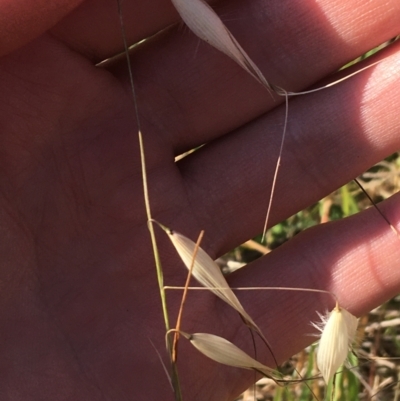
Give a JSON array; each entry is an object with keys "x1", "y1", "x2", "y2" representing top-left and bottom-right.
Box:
[{"x1": 172, "y1": 230, "x2": 205, "y2": 363}]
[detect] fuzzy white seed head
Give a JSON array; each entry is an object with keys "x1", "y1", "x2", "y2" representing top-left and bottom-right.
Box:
[{"x1": 313, "y1": 305, "x2": 358, "y2": 383}]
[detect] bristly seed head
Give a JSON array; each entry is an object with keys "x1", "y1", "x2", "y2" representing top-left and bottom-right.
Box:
[{"x1": 312, "y1": 303, "x2": 358, "y2": 384}]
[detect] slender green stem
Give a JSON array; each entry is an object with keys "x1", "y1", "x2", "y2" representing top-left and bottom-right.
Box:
[
  {"x1": 116, "y1": 1, "x2": 182, "y2": 399},
  {"x1": 138, "y1": 132, "x2": 182, "y2": 399},
  {"x1": 138, "y1": 131, "x2": 170, "y2": 331}
]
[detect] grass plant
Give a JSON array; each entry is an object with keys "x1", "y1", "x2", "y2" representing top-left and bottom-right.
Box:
[{"x1": 116, "y1": 0, "x2": 400, "y2": 399}]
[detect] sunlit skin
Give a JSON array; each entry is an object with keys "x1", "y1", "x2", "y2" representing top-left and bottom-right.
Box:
[{"x1": 0, "y1": 1, "x2": 400, "y2": 400}]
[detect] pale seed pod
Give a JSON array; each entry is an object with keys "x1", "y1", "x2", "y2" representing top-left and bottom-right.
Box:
[
  {"x1": 170, "y1": 0, "x2": 274, "y2": 93},
  {"x1": 164, "y1": 227, "x2": 266, "y2": 340},
  {"x1": 180, "y1": 332, "x2": 275, "y2": 378},
  {"x1": 313, "y1": 304, "x2": 358, "y2": 383}
]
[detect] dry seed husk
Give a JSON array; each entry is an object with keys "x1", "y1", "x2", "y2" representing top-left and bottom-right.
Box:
[
  {"x1": 171, "y1": 0, "x2": 274, "y2": 93},
  {"x1": 181, "y1": 332, "x2": 275, "y2": 377},
  {"x1": 166, "y1": 228, "x2": 266, "y2": 339},
  {"x1": 315, "y1": 306, "x2": 358, "y2": 383}
]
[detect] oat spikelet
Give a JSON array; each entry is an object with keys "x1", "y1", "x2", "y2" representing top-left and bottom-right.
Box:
[
  {"x1": 152, "y1": 221, "x2": 268, "y2": 341},
  {"x1": 171, "y1": 0, "x2": 274, "y2": 93},
  {"x1": 313, "y1": 304, "x2": 358, "y2": 383},
  {"x1": 180, "y1": 332, "x2": 276, "y2": 377},
  {"x1": 166, "y1": 228, "x2": 264, "y2": 334}
]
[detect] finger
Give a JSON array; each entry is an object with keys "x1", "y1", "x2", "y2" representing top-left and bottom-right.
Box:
[
  {"x1": 178, "y1": 192, "x2": 400, "y2": 399},
  {"x1": 0, "y1": 0, "x2": 84, "y2": 57},
  {"x1": 222, "y1": 192, "x2": 400, "y2": 375},
  {"x1": 108, "y1": 0, "x2": 400, "y2": 154},
  {"x1": 175, "y1": 44, "x2": 400, "y2": 255},
  {"x1": 50, "y1": 0, "x2": 185, "y2": 61},
  {"x1": 0, "y1": 0, "x2": 186, "y2": 61}
]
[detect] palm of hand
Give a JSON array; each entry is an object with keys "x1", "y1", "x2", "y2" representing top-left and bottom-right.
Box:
[
  {"x1": 1, "y1": 1, "x2": 400, "y2": 400},
  {"x1": 1, "y1": 29, "x2": 236, "y2": 399}
]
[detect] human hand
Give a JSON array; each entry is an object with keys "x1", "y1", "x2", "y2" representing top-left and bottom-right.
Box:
[{"x1": 0, "y1": 0, "x2": 400, "y2": 400}]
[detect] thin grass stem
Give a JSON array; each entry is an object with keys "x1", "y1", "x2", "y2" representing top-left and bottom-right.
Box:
[
  {"x1": 354, "y1": 178, "x2": 400, "y2": 239},
  {"x1": 275, "y1": 60, "x2": 383, "y2": 97},
  {"x1": 164, "y1": 285, "x2": 338, "y2": 303},
  {"x1": 172, "y1": 230, "x2": 205, "y2": 362},
  {"x1": 116, "y1": 1, "x2": 182, "y2": 399},
  {"x1": 262, "y1": 90, "x2": 289, "y2": 242}
]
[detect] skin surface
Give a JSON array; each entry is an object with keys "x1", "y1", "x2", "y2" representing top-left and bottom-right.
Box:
[{"x1": 0, "y1": 0, "x2": 399, "y2": 400}]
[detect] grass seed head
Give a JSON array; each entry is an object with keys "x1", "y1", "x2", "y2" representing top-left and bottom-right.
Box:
[
  {"x1": 180, "y1": 332, "x2": 276, "y2": 378},
  {"x1": 313, "y1": 304, "x2": 358, "y2": 383},
  {"x1": 170, "y1": 0, "x2": 274, "y2": 92},
  {"x1": 165, "y1": 227, "x2": 266, "y2": 339}
]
